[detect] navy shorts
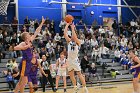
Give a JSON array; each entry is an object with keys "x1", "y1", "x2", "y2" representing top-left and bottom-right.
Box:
[{"x1": 28, "y1": 75, "x2": 37, "y2": 84}]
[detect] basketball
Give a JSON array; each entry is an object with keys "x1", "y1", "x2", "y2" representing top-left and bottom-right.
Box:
[{"x1": 64, "y1": 15, "x2": 74, "y2": 23}]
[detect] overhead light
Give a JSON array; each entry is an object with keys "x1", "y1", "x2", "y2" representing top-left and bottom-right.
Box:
[
  {"x1": 90, "y1": 11, "x2": 94, "y2": 15},
  {"x1": 72, "y1": 5, "x2": 75, "y2": 8},
  {"x1": 42, "y1": 0, "x2": 48, "y2": 2},
  {"x1": 108, "y1": 7, "x2": 112, "y2": 10},
  {"x1": 99, "y1": 15, "x2": 102, "y2": 18}
]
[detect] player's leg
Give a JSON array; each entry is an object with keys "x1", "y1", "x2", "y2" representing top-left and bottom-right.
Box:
[
  {"x1": 69, "y1": 70, "x2": 76, "y2": 87},
  {"x1": 14, "y1": 76, "x2": 28, "y2": 93},
  {"x1": 28, "y1": 82, "x2": 34, "y2": 93},
  {"x1": 74, "y1": 63, "x2": 88, "y2": 93},
  {"x1": 62, "y1": 71, "x2": 67, "y2": 93},
  {"x1": 33, "y1": 84, "x2": 38, "y2": 92},
  {"x1": 63, "y1": 76, "x2": 67, "y2": 92},
  {"x1": 133, "y1": 72, "x2": 139, "y2": 93},
  {"x1": 76, "y1": 71, "x2": 86, "y2": 87},
  {"x1": 55, "y1": 75, "x2": 60, "y2": 89}
]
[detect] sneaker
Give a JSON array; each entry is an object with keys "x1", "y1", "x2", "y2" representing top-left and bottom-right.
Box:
[
  {"x1": 73, "y1": 86, "x2": 79, "y2": 93},
  {"x1": 64, "y1": 88, "x2": 67, "y2": 93},
  {"x1": 77, "y1": 82, "x2": 81, "y2": 89},
  {"x1": 83, "y1": 87, "x2": 88, "y2": 93},
  {"x1": 53, "y1": 88, "x2": 57, "y2": 92}
]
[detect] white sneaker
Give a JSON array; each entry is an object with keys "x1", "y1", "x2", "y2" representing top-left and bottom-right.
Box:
[
  {"x1": 77, "y1": 82, "x2": 81, "y2": 89},
  {"x1": 83, "y1": 87, "x2": 89, "y2": 93},
  {"x1": 73, "y1": 86, "x2": 79, "y2": 93}
]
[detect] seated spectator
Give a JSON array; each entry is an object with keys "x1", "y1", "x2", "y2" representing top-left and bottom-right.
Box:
[
  {"x1": 39, "y1": 47, "x2": 47, "y2": 58},
  {"x1": 114, "y1": 48, "x2": 121, "y2": 62},
  {"x1": 55, "y1": 45, "x2": 62, "y2": 59},
  {"x1": 80, "y1": 55, "x2": 89, "y2": 73},
  {"x1": 54, "y1": 33, "x2": 61, "y2": 42},
  {"x1": 12, "y1": 58, "x2": 18, "y2": 69},
  {"x1": 91, "y1": 45, "x2": 99, "y2": 62},
  {"x1": 9, "y1": 43, "x2": 17, "y2": 58},
  {"x1": 6, "y1": 60, "x2": 13, "y2": 72},
  {"x1": 34, "y1": 49, "x2": 40, "y2": 59},
  {"x1": 88, "y1": 63, "x2": 100, "y2": 81},
  {"x1": 46, "y1": 40, "x2": 53, "y2": 50},
  {"x1": 38, "y1": 40, "x2": 45, "y2": 49},
  {"x1": 48, "y1": 46, "x2": 55, "y2": 61},
  {"x1": 99, "y1": 44, "x2": 109, "y2": 59},
  {"x1": 99, "y1": 26, "x2": 105, "y2": 38},
  {"x1": 90, "y1": 36, "x2": 98, "y2": 48},
  {"x1": 12, "y1": 67, "x2": 20, "y2": 85},
  {"x1": 6, "y1": 71, "x2": 15, "y2": 91}
]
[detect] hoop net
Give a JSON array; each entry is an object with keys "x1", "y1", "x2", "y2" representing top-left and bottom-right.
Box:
[{"x1": 0, "y1": 0, "x2": 10, "y2": 15}]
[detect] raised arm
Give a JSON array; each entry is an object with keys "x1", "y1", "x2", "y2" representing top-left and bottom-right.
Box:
[
  {"x1": 31, "y1": 16, "x2": 45, "y2": 41},
  {"x1": 71, "y1": 23, "x2": 81, "y2": 46},
  {"x1": 14, "y1": 42, "x2": 31, "y2": 51},
  {"x1": 64, "y1": 23, "x2": 71, "y2": 43}
]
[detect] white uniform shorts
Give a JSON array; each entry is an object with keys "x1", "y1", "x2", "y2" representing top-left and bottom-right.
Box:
[
  {"x1": 67, "y1": 60, "x2": 81, "y2": 72},
  {"x1": 57, "y1": 69, "x2": 67, "y2": 76}
]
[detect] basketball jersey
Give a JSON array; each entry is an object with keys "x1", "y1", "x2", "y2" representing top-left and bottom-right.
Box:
[
  {"x1": 58, "y1": 58, "x2": 66, "y2": 71},
  {"x1": 30, "y1": 60, "x2": 38, "y2": 76},
  {"x1": 67, "y1": 41, "x2": 79, "y2": 61}
]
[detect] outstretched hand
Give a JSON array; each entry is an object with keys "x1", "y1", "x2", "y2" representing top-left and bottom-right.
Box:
[{"x1": 70, "y1": 22, "x2": 75, "y2": 30}]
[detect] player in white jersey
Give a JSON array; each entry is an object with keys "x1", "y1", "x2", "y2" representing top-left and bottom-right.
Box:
[
  {"x1": 64, "y1": 23, "x2": 88, "y2": 93},
  {"x1": 55, "y1": 52, "x2": 68, "y2": 93}
]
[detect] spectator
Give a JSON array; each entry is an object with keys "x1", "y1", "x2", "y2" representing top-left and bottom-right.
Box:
[
  {"x1": 12, "y1": 67, "x2": 20, "y2": 85},
  {"x1": 9, "y1": 43, "x2": 17, "y2": 58},
  {"x1": 88, "y1": 63, "x2": 100, "y2": 81},
  {"x1": 80, "y1": 55, "x2": 89, "y2": 73},
  {"x1": 54, "y1": 33, "x2": 61, "y2": 42},
  {"x1": 6, "y1": 60, "x2": 13, "y2": 71},
  {"x1": 114, "y1": 48, "x2": 121, "y2": 62},
  {"x1": 12, "y1": 58, "x2": 18, "y2": 69},
  {"x1": 46, "y1": 40, "x2": 53, "y2": 49},
  {"x1": 90, "y1": 36, "x2": 98, "y2": 48},
  {"x1": 99, "y1": 26, "x2": 105, "y2": 38},
  {"x1": 91, "y1": 45, "x2": 99, "y2": 62},
  {"x1": 59, "y1": 19, "x2": 66, "y2": 36},
  {"x1": 6, "y1": 71, "x2": 15, "y2": 91},
  {"x1": 34, "y1": 19, "x2": 39, "y2": 30},
  {"x1": 50, "y1": 20, "x2": 55, "y2": 35},
  {"x1": 21, "y1": 25, "x2": 27, "y2": 32},
  {"x1": 55, "y1": 45, "x2": 62, "y2": 59},
  {"x1": 12, "y1": 17, "x2": 18, "y2": 33},
  {"x1": 112, "y1": 20, "x2": 118, "y2": 36},
  {"x1": 99, "y1": 44, "x2": 109, "y2": 59},
  {"x1": 38, "y1": 40, "x2": 45, "y2": 49},
  {"x1": 29, "y1": 24, "x2": 35, "y2": 34},
  {"x1": 24, "y1": 16, "x2": 30, "y2": 30}
]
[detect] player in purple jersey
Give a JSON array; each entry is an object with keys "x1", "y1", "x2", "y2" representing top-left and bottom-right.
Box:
[
  {"x1": 13, "y1": 16, "x2": 45, "y2": 93},
  {"x1": 129, "y1": 49, "x2": 140, "y2": 93},
  {"x1": 28, "y1": 50, "x2": 47, "y2": 93}
]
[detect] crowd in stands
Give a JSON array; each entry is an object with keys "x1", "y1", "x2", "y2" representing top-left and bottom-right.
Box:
[{"x1": 0, "y1": 15, "x2": 140, "y2": 90}]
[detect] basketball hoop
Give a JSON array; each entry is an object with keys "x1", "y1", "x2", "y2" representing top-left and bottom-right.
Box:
[{"x1": 0, "y1": 0, "x2": 10, "y2": 15}]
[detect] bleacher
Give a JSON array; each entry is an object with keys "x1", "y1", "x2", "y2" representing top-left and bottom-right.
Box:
[{"x1": 0, "y1": 50, "x2": 133, "y2": 91}]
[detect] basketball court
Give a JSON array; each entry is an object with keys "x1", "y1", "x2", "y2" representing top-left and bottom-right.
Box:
[{"x1": 0, "y1": 82, "x2": 136, "y2": 93}]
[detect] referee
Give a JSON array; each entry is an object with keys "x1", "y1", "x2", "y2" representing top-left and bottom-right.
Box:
[{"x1": 41, "y1": 55, "x2": 56, "y2": 92}]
